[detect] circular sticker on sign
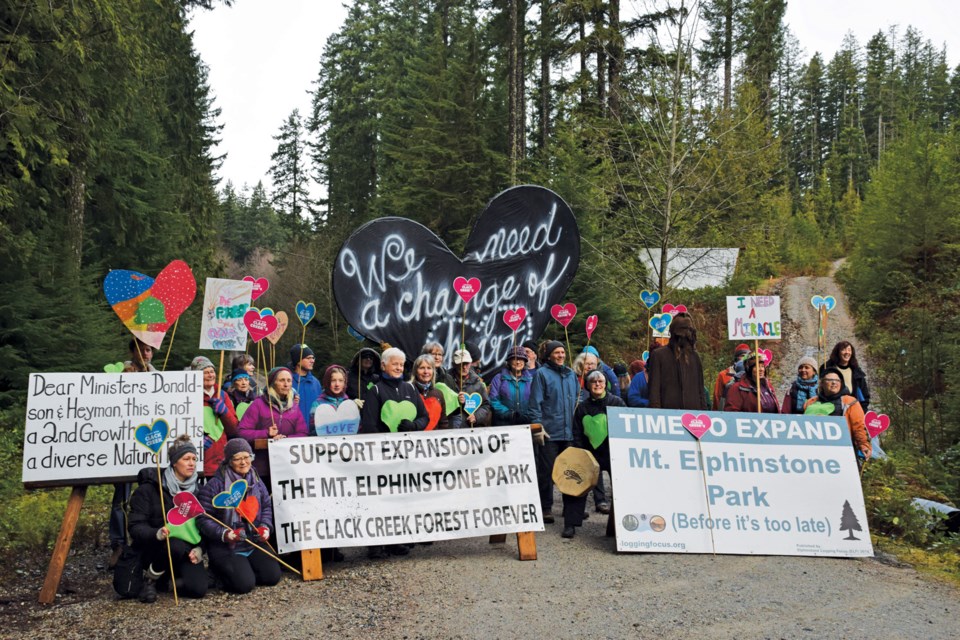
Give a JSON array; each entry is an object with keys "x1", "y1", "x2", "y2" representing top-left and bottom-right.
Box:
[{"x1": 622, "y1": 514, "x2": 640, "y2": 531}]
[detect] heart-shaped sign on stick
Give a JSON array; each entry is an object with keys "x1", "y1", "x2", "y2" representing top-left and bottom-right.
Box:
[
  {"x1": 551, "y1": 303, "x2": 577, "y2": 327},
  {"x1": 134, "y1": 419, "x2": 169, "y2": 454},
  {"x1": 103, "y1": 362, "x2": 124, "y2": 373},
  {"x1": 810, "y1": 295, "x2": 837, "y2": 312},
  {"x1": 640, "y1": 290, "x2": 661, "y2": 310},
  {"x1": 313, "y1": 401, "x2": 361, "y2": 436},
  {"x1": 462, "y1": 392, "x2": 483, "y2": 416},
  {"x1": 642, "y1": 350, "x2": 650, "y2": 362},
  {"x1": 681, "y1": 413, "x2": 713, "y2": 439},
  {"x1": 585, "y1": 315, "x2": 599, "y2": 341},
  {"x1": 296, "y1": 300, "x2": 316, "y2": 327},
  {"x1": 453, "y1": 277, "x2": 482, "y2": 304},
  {"x1": 167, "y1": 492, "x2": 205, "y2": 526},
  {"x1": 242, "y1": 276, "x2": 270, "y2": 302},
  {"x1": 864, "y1": 411, "x2": 891, "y2": 438},
  {"x1": 347, "y1": 325, "x2": 366, "y2": 342},
  {"x1": 503, "y1": 307, "x2": 527, "y2": 332},
  {"x1": 266, "y1": 310, "x2": 289, "y2": 345},
  {"x1": 757, "y1": 349, "x2": 773, "y2": 366},
  {"x1": 212, "y1": 479, "x2": 248, "y2": 510},
  {"x1": 104, "y1": 259, "x2": 197, "y2": 349},
  {"x1": 244, "y1": 308, "x2": 279, "y2": 343},
  {"x1": 662, "y1": 304, "x2": 688, "y2": 316},
  {"x1": 649, "y1": 313, "x2": 673, "y2": 334},
  {"x1": 237, "y1": 495, "x2": 260, "y2": 523}
]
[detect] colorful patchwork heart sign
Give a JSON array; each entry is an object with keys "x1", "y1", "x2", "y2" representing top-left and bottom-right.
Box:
[
  {"x1": 503, "y1": 307, "x2": 527, "y2": 332},
  {"x1": 237, "y1": 495, "x2": 260, "y2": 523},
  {"x1": 681, "y1": 413, "x2": 712, "y2": 439},
  {"x1": 662, "y1": 303, "x2": 687, "y2": 316},
  {"x1": 453, "y1": 277, "x2": 482, "y2": 304},
  {"x1": 242, "y1": 276, "x2": 270, "y2": 302},
  {"x1": 212, "y1": 479, "x2": 248, "y2": 509},
  {"x1": 103, "y1": 362, "x2": 124, "y2": 373},
  {"x1": 381, "y1": 400, "x2": 417, "y2": 432},
  {"x1": 296, "y1": 300, "x2": 316, "y2": 326},
  {"x1": 640, "y1": 290, "x2": 660, "y2": 310},
  {"x1": 347, "y1": 325, "x2": 366, "y2": 342},
  {"x1": 134, "y1": 419, "x2": 169, "y2": 454},
  {"x1": 462, "y1": 392, "x2": 483, "y2": 416},
  {"x1": 551, "y1": 303, "x2": 577, "y2": 327},
  {"x1": 649, "y1": 313, "x2": 672, "y2": 334},
  {"x1": 104, "y1": 259, "x2": 196, "y2": 349},
  {"x1": 313, "y1": 401, "x2": 361, "y2": 436},
  {"x1": 810, "y1": 295, "x2": 837, "y2": 312},
  {"x1": 864, "y1": 411, "x2": 891, "y2": 438},
  {"x1": 581, "y1": 413, "x2": 608, "y2": 449},
  {"x1": 423, "y1": 396, "x2": 443, "y2": 430},
  {"x1": 266, "y1": 310, "x2": 289, "y2": 345},
  {"x1": 167, "y1": 492, "x2": 205, "y2": 526},
  {"x1": 243, "y1": 308, "x2": 279, "y2": 343},
  {"x1": 585, "y1": 315, "x2": 599, "y2": 341}
]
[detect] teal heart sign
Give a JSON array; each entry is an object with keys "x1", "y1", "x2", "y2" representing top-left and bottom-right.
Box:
[
  {"x1": 462, "y1": 392, "x2": 482, "y2": 416},
  {"x1": 581, "y1": 413, "x2": 608, "y2": 449},
  {"x1": 649, "y1": 313, "x2": 672, "y2": 334},
  {"x1": 212, "y1": 479, "x2": 248, "y2": 509},
  {"x1": 640, "y1": 290, "x2": 660, "y2": 310},
  {"x1": 347, "y1": 325, "x2": 366, "y2": 342},
  {"x1": 642, "y1": 350, "x2": 649, "y2": 362},
  {"x1": 134, "y1": 419, "x2": 169, "y2": 454},
  {"x1": 810, "y1": 295, "x2": 836, "y2": 312},
  {"x1": 381, "y1": 400, "x2": 417, "y2": 432},
  {"x1": 296, "y1": 300, "x2": 316, "y2": 326}
]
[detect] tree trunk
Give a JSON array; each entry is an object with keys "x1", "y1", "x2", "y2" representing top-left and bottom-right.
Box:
[
  {"x1": 539, "y1": 0, "x2": 551, "y2": 148},
  {"x1": 722, "y1": 2, "x2": 732, "y2": 110},
  {"x1": 607, "y1": 0, "x2": 622, "y2": 120},
  {"x1": 508, "y1": 0, "x2": 519, "y2": 183}
]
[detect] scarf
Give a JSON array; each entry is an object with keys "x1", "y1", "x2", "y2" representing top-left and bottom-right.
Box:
[
  {"x1": 267, "y1": 385, "x2": 295, "y2": 412},
  {"x1": 415, "y1": 380, "x2": 433, "y2": 394},
  {"x1": 163, "y1": 465, "x2": 198, "y2": 497},
  {"x1": 792, "y1": 375, "x2": 819, "y2": 411}
]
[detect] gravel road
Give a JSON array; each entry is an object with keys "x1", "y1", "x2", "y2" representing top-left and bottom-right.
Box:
[{"x1": 4, "y1": 262, "x2": 957, "y2": 639}]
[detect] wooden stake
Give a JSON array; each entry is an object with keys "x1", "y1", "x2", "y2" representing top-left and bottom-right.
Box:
[
  {"x1": 161, "y1": 319, "x2": 179, "y2": 372},
  {"x1": 696, "y1": 440, "x2": 717, "y2": 555},
  {"x1": 217, "y1": 350, "x2": 225, "y2": 392},
  {"x1": 155, "y1": 461, "x2": 178, "y2": 605},
  {"x1": 199, "y1": 513, "x2": 301, "y2": 575},
  {"x1": 755, "y1": 340, "x2": 761, "y2": 414},
  {"x1": 39, "y1": 486, "x2": 86, "y2": 604},
  {"x1": 301, "y1": 549, "x2": 323, "y2": 580}
]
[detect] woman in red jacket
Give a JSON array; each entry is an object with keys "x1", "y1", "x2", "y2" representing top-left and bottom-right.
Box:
[{"x1": 724, "y1": 353, "x2": 780, "y2": 414}]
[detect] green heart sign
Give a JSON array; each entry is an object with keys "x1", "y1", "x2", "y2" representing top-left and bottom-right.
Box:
[
  {"x1": 435, "y1": 382, "x2": 460, "y2": 416},
  {"x1": 167, "y1": 517, "x2": 201, "y2": 545},
  {"x1": 235, "y1": 402, "x2": 250, "y2": 421},
  {"x1": 381, "y1": 400, "x2": 417, "y2": 432},
  {"x1": 203, "y1": 405, "x2": 223, "y2": 441},
  {"x1": 804, "y1": 402, "x2": 836, "y2": 417},
  {"x1": 581, "y1": 413, "x2": 608, "y2": 449},
  {"x1": 103, "y1": 362, "x2": 125, "y2": 373}
]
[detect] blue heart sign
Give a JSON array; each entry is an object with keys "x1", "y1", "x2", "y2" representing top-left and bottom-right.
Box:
[
  {"x1": 640, "y1": 290, "x2": 661, "y2": 310},
  {"x1": 296, "y1": 300, "x2": 316, "y2": 326},
  {"x1": 134, "y1": 419, "x2": 169, "y2": 454},
  {"x1": 810, "y1": 295, "x2": 836, "y2": 313},
  {"x1": 462, "y1": 392, "x2": 483, "y2": 416},
  {"x1": 347, "y1": 325, "x2": 366, "y2": 342},
  {"x1": 212, "y1": 479, "x2": 248, "y2": 509},
  {"x1": 649, "y1": 313, "x2": 672, "y2": 334},
  {"x1": 642, "y1": 350, "x2": 650, "y2": 362}
]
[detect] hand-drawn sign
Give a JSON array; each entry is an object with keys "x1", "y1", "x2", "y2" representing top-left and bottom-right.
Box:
[{"x1": 332, "y1": 186, "x2": 580, "y2": 377}]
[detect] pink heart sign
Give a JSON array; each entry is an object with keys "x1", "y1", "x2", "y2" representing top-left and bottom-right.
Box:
[
  {"x1": 758, "y1": 349, "x2": 773, "y2": 366},
  {"x1": 662, "y1": 303, "x2": 688, "y2": 316},
  {"x1": 864, "y1": 411, "x2": 891, "y2": 438},
  {"x1": 242, "y1": 276, "x2": 270, "y2": 302},
  {"x1": 167, "y1": 491, "x2": 205, "y2": 526},
  {"x1": 243, "y1": 308, "x2": 279, "y2": 343},
  {"x1": 681, "y1": 413, "x2": 713, "y2": 439},
  {"x1": 503, "y1": 307, "x2": 527, "y2": 332},
  {"x1": 453, "y1": 277, "x2": 481, "y2": 304},
  {"x1": 585, "y1": 315, "x2": 599, "y2": 341},
  {"x1": 266, "y1": 310, "x2": 289, "y2": 345},
  {"x1": 551, "y1": 303, "x2": 577, "y2": 327}
]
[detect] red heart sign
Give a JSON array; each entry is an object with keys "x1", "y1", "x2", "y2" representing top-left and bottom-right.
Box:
[
  {"x1": 758, "y1": 349, "x2": 773, "y2": 366},
  {"x1": 237, "y1": 495, "x2": 260, "y2": 523},
  {"x1": 243, "y1": 308, "x2": 279, "y2": 343},
  {"x1": 864, "y1": 411, "x2": 891, "y2": 438},
  {"x1": 502, "y1": 307, "x2": 527, "y2": 332},
  {"x1": 585, "y1": 315, "x2": 599, "y2": 340},
  {"x1": 167, "y1": 491, "x2": 205, "y2": 526},
  {"x1": 423, "y1": 396, "x2": 442, "y2": 431},
  {"x1": 453, "y1": 276, "x2": 481, "y2": 303},
  {"x1": 681, "y1": 413, "x2": 712, "y2": 439},
  {"x1": 662, "y1": 303, "x2": 688, "y2": 316},
  {"x1": 551, "y1": 303, "x2": 577, "y2": 327},
  {"x1": 242, "y1": 276, "x2": 270, "y2": 302}
]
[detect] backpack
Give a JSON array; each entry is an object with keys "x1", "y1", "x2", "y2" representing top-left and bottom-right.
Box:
[
  {"x1": 112, "y1": 544, "x2": 144, "y2": 599},
  {"x1": 717, "y1": 370, "x2": 744, "y2": 411}
]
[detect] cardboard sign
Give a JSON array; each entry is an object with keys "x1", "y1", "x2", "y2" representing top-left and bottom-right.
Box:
[
  {"x1": 199, "y1": 278, "x2": 253, "y2": 350},
  {"x1": 608, "y1": 407, "x2": 872, "y2": 557},
  {"x1": 726, "y1": 296, "x2": 782, "y2": 340},
  {"x1": 269, "y1": 426, "x2": 544, "y2": 553},
  {"x1": 22, "y1": 371, "x2": 204, "y2": 487},
  {"x1": 103, "y1": 260, "x2": 196, "y2": 349}
]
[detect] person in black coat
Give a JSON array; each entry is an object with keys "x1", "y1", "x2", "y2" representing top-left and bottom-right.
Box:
[
  {"x1": 820, "y1": 341, "x2": 871, "y2": 412},
  {"x1": 121, "y1": 435, "x2": 208, "y2": 603},
  {"x1": 647, "y1": 313, "x2": 707, "y2": 410}
]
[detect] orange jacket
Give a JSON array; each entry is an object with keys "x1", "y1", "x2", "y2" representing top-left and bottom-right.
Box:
[{"x1": 803, "y1": 395, "x2": 871, "y2": 457}]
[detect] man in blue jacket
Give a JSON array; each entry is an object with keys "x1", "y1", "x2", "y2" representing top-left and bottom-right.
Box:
[
  {"x1": 527, "y1": 341, "x2": 579, "y2": 524},
  {"x1": 290, "y1": 343, "x2": 321, "y2": 427}
]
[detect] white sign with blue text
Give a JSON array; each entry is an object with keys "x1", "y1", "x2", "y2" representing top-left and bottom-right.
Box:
[{"x1": 608, "y1": 407, "x2": 873, "y2": 557}]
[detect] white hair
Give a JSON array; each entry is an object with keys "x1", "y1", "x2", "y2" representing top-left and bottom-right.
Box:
[{"x1": 381, "y1": 347, "x2": 406, "y2": 365}]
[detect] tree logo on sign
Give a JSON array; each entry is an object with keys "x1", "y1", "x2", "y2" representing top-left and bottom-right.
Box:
[{"x1": 839, "y1": 500, "x2": 862, "y2": 540}]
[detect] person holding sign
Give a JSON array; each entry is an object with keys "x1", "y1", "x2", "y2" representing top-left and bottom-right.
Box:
[
  {"x1": 198, "y1": 439, "x2": 281, "y2": 594},
  {"x1": 803, "y1": 368, "x2": 872, "y2": 460},
  {"x1": 647, "y1": 314, "x2": 707, "y2": 410},
  {"x1": 489, "y1": 347, "x2": 533, "y2": 426},
  {"x1": 450, "y1": 348, "x2": 492, "y2": 428},
  {"x1": 191, "y1": 356, "x2": 240, "y2": 477},
  {"x1": 359, "y1": 347, "x2": 429, "y2": 434},
  {"x1": 781, "y1": 356, "x2": 819, "y2": 414},
  {"x1": 724, "y1": 353, "x2": 780, "y2": 414},
  {"x1": 121, "y1": 435, "x2": 208, "y2": 603},
  {"x1": 562, "y1": 371, "x2": 626, "y2": 538},
  {"x1": 409, "y1": 355, "x2": 449, "y2": 430},
  {"x1": 237, "y1": 366, "x2": 308, "y2": 481},
  {"x1": 821, "y1": 341, "x2": 871, "y2": 413}
]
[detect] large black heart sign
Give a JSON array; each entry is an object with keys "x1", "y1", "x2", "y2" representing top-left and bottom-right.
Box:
[{"x1": 333, "y1": 185, "x2": 580, "y2": 378}]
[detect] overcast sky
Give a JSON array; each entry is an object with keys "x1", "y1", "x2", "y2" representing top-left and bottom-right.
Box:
[{"x1": 190, "y1": 1, "x2": 960, "y2": 196}]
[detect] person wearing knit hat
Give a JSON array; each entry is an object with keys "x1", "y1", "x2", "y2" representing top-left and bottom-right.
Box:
[
  {"x1": 711, "y1": 343, "x2": 753, "y2": 411},
  {"x1": 237, "y1": 365, "x2": 308, "y2": 481},
  {"x1": 120, "y1": 434, "x2": 208, "y2": 603},
  {"x1": 226, "y1": 368, "x2": 257, "y2": 409},
  {"x1": 724, "y1": 352, "x2": 780, "y2": 414},
  {"x1": 527, "y1": 338, "x2": 579, "y2": 524},
  {"x1": 781, "y1": 355, "x2": 820, "y2": 414},
  {"x1": 489, "y1": 346, "x2": 534, "y2": 426},
  {"x1": 190, "y1": 355, "x2": 239, "y2": 477},
  {"x1": 197, "y1": 432, "x2": 280, "y2": 594},
  {"x1": 522, "y1": 340, "x2": 539, "y2": 370},
  {"x1": 289, "y1": 344, "x2": 321, "y2": 427},
  {"x1": 647, "y1": 313, "x2": 708, "y2": 410}
]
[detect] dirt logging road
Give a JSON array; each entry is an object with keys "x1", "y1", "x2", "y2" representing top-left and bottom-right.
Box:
[{"x1": 7, "y1": 265, "x2": 958, "y2": 639}]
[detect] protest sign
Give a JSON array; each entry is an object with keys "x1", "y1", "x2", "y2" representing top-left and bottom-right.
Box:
[
  {"x1": 608, "y1": 407, "x2": 873, "y2": 557},
  {"x1": 269, "y1": 426, "x2": 544, "y2": 554},
  {"x1": 199, "y1": 278, "x2": 253, "y2": 350},
  {"x1": 103, "y1": 259, "x2": 196, "y2": 349},
  {"x1": 23, "y1": 371, "x2": 204, "y2": 487},
  {"x1": 726, "y1": 296, "x2": 782, "y2": 340}
]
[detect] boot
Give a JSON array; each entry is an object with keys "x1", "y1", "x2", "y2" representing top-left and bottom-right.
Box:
[{"x1": 139, "y1": 565, "x2": 164, "y2": 603}]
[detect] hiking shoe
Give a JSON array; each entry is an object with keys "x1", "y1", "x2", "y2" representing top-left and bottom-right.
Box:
[
  {"x1": 596, "y1": 502, "x2": 611, "y2": 514},
  {"x1": 561, "y1": 526, "x2": 575, "y2": 539},
  {"x1": 138, "y1": 578, "x2": 157, "y2": 604}
]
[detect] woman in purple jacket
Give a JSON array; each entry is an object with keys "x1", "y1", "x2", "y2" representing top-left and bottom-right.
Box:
[{"x1": 237, "y1": 366, "x2": 308, "y2": 481}]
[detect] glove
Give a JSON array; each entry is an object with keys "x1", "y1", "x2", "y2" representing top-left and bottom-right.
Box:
[
  {"x1": 354, "y1": 398, "x2": 365, "y2": 409},
  {"x1": 532, "y1": 429, "x2": 547, "y2": 446},
  {"x1": 212, "y1": 394, "x2": 228, "y2": 417},
  {"x1": 189, "y1": 546, "x2": 204, "y2": 565},
  {"x1": 203, "y1": 435, "x2": 214, "y2": 450},
  {"x1": 232, "y1": 527, "x2": 247, "y2": 541},
  {"x1": 398, "y1": 419, "x2": 417, "y2": 432},
  {"x1": 257, "y1": 526, "x2": 270, "y2": 541}
]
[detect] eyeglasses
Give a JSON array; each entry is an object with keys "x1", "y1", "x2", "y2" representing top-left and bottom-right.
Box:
[
  {"x1": 232, "y1": 454, "x2": 255, "y2": 463},
  {"x1": 430, "y1": 351, "x2": 443, "y2": 356},
  {"x1": 823, "y1": 378, "x2": 842, "y2": 385}
]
